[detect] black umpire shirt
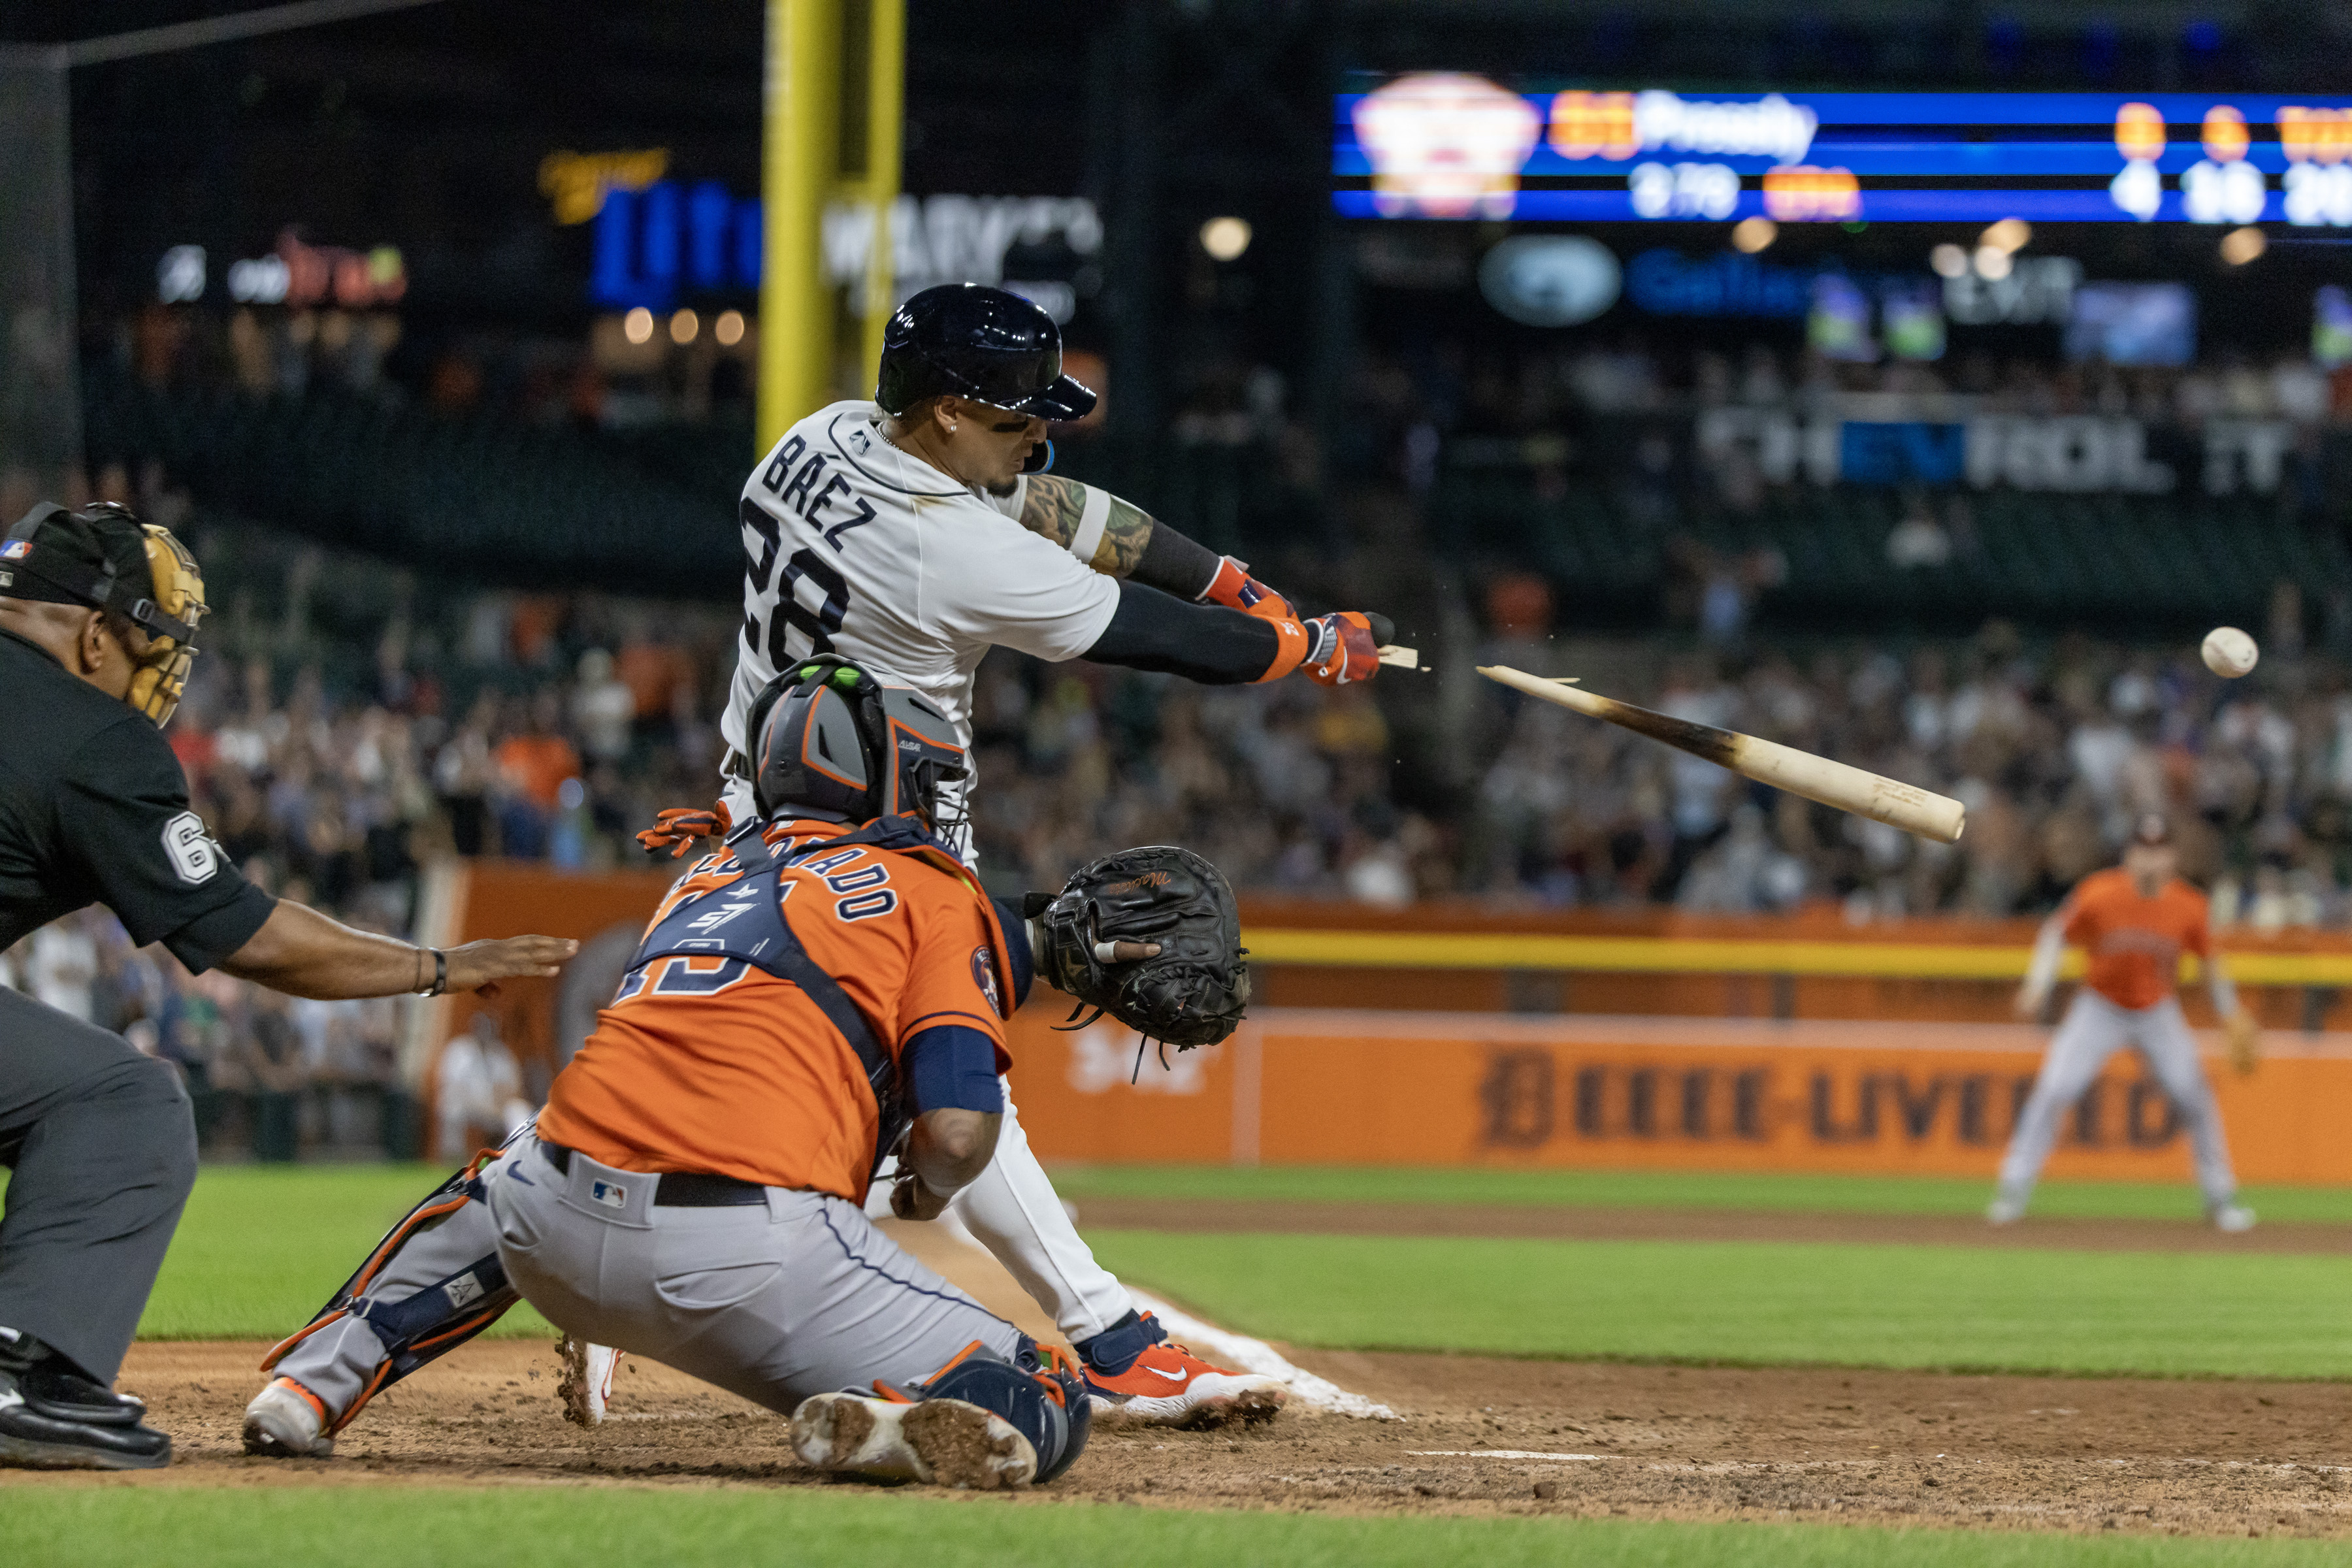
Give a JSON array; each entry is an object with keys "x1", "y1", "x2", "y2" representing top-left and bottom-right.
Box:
[{"x1": 0, "y1": 629, "x2": 276, "y2": 972}]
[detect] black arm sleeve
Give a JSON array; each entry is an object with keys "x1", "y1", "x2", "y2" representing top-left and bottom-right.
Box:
[
  {"x1": 57, "y1": 717, "x2": 278, "y2": 972},
  {"x1": 1128, "y1": 517, "x2": 1223, "y2": 600},
  {"x1": 1083, "y1": 581, "x2": 1279, "y2": 685}
]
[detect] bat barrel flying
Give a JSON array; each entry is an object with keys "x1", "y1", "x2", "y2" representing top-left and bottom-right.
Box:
[{"x1": 1477, "y1": 664, "x2": 1966, "y2": 846}]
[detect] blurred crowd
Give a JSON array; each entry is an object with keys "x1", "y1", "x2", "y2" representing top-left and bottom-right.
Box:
[{"x1": 1472, "y1": 598, "x2": 2352, "y2": 926}]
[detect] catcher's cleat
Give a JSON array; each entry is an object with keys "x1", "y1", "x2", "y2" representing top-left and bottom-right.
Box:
[
  {"x1": 242, "y1": 1377, "x2": 334, "y2": 1458},
  {"x1": 557, "y1": 1336, "x2": 623, "y2": 1427},
  {"x1": 789, "y1": 1392, "x2": 1036, "y2": 1490},
  {"x1": 2211, "y1": 1203, "x2": 2258, "y2": 1233},
  {"x1": 1074, "y1": 1310, "x2": 1286, "y2": 1428}
]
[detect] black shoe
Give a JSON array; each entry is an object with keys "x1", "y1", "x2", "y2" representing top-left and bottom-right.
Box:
[{"x1": 0, "y1": 1358, "x2": 172, "y2": 1470}]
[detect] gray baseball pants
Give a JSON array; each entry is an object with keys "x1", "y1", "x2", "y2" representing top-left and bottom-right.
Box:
[
  {"x1": 0, "y1": 985, "x2": 197, "y2": 1384},
  {"x1": 1997, "y1": 990, "x2": 2238, "y2": 1210},
  {"x1": 482, "y1": 1140, "x2": 1023, "y2": 1413}
]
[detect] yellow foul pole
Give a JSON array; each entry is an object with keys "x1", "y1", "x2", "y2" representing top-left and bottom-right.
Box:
[
  {"x1": 759, "y1": 0, "x2": 839, "y2": 453},
  {"x1": 857, "y1": 0, "x2": 905, "y2": 384}
]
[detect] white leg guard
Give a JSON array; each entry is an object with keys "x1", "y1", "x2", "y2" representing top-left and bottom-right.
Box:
[{"x1": 945, "y1": 1081, "x2": 1133, "y2": 1345}]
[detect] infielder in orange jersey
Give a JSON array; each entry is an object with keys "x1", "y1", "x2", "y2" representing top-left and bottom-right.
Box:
[
  {"x1": 242, "y1": 659, "x2": 1211, "y2": 1486},
  {"x1": 1990, "y1": 813, "x2": 2259, "y2": 1232}
]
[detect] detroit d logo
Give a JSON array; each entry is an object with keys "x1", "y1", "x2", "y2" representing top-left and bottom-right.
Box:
[{"x1": 161, "y1": 811, "x2": 220, "y2": 884}]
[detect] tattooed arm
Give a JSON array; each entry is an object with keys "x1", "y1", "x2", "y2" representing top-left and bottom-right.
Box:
[{"x1": 1015, "y1": 476, "x2": 1221, "y2": 598}]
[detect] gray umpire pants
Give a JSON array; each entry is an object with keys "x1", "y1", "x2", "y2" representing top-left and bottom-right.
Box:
[
  {"x1": 0, "y1": 985, "x2": 198, "y2": 1384},
  {"x1": 1997, "y1": 990, "x2": 2238, "y2": 1209},
  {"x1": 482, "y1": 1140, "x2": 1024, "y2": 1414}
]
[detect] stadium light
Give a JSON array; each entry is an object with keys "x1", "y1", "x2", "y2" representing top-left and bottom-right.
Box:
[
  {"x1": 669, "y1": 308, "x2": 700, "y2": 345},
  {"x1": 1730, "y1": 216, "x2": 1777, "y2": 253},
  {"x1": 1200, "y1": 216, "x2": 1252, "y2": 261},
  {"x1": 1979, "y1": 218, "x2": 2031, "y2": 253},
  {"x1": 623, "y1": 306, "x2": 654, "y2": 344},
  {"x1": 1929, "y1": 243, "x2": 1969, "y2": 278},
  {"x1": 715, "y1": 309, "x2": 747, "y2": 347},
  {"x1": 2220, "y1": 226, "x2": 2268, "y2": 265}
]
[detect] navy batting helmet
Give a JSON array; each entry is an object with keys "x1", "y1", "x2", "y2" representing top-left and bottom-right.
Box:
[
  {"x1": 748, "y1": 656, "x2": 968, "y2": 833},
  {"x1": 875, "y1": 284, "x2": 1097, "y2": 423}
]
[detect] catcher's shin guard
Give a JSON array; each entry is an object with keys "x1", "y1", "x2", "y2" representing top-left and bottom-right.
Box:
[
  {"x1": 259, "y1": 1139, "x2": 523, "y2": 1433},
  {"x1": 898, "y1": 1337, "x2": 1093, "y2": 1483}
]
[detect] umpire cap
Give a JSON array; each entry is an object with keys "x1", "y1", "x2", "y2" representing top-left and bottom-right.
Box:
[{"x1": 875, "y1": 284, "x2": 1097, "y2": 422}]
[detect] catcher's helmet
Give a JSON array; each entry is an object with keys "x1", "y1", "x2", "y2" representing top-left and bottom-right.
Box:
[
  {"x1": 875, "y1": 284, "x2": 1097, "y2": 423},
  {"x1": 748, "y1": 656, "x2": 967, "y2": 833}
]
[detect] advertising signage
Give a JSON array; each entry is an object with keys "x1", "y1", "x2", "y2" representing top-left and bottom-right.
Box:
[{"x1": 1335, "y1": 74, "x2": 2352, "y2": 225}]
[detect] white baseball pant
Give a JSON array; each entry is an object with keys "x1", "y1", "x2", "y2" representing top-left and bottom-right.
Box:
[{"x1": 1996, "y1": 990, "x2": 2238, "y2": 1211}]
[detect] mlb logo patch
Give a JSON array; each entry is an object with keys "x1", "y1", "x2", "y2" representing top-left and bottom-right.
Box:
[
  {"x1": 591, "y1": 1179, "x2": 629, "y2": 1209},
  {"x1": 1, "y1": 541, "x2": 29, "y2": 560}
]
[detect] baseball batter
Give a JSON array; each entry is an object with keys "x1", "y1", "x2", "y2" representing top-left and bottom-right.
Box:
[
  {"x1": 246, "y1": 285, "x2": 1372, "y2": 1454},
  {"x1": 1990, "y1": 813, "x2": 2258, "y2": 1230}
]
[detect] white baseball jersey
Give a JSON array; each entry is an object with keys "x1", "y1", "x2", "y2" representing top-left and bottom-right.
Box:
[{"x1": 723, "y1": 400, "x2": 1120, "y2": 781}]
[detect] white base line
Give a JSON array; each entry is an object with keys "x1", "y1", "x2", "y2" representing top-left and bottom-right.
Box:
[
  {"x1": 1410, "y1": 1450, "x2": 1609, "y2": 1461},
  {"x1": 1124, "y1": 1288, "x2": 1397, "y2": 1421}
]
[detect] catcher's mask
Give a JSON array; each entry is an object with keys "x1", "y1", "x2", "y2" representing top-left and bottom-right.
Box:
[
  {"x1": 747, "y1": 655, "x2": 967, "y2": 834},
  {"x1": 1, "y1": 502, "x2": 206, "y2": 727}
]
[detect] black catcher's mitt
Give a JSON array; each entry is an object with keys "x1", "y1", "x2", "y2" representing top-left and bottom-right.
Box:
[{"x1": 1030, "y1": 846, "x2": 1249, "y2": 1055}]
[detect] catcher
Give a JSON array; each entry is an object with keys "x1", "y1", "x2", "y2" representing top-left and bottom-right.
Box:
[{"x1": 244, "y1": 659, "x2": 1254, "y2": 1481}]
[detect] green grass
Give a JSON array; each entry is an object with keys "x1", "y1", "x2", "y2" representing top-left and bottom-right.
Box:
[
  {"x1": 103, "y1": 1166, "x2": 2352, "y2": 1381},
  {"x1": 1050, "y1": 1164, "x2": 2352, "y2": 1224},
  {"x1": 5, "y1": 1487, "x2": 2342, "y2": 1568},
  {"x1": 1086, "y1": 1230, "x2": 2352, "y2": 1380},
  {"x1": 138, "y1": 1164, "x2": 551, "y2": 1341}
]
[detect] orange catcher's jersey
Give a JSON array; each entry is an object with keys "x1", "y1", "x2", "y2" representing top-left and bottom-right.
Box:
[
  {"x1": 2061, "y1": 867, "x2": 2212, "y2": 1011},
  {"x1": 535, "y1": 818, "x2": 1015, "y2": 1200}
]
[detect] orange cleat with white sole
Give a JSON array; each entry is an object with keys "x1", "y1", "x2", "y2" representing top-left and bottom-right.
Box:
[{"x1": 1072, "y1": 1310, "x2": 1286, "y2": 1427}]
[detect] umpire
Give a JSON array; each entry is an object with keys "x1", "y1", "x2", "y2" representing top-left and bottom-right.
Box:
[{"x1": 0, "y1": 501, "x2": 575, "y2": 1469}]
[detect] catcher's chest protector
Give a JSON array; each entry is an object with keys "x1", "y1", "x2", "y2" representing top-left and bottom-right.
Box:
[{"x1": 629, "y1": 826, "x2": 907, "y2": 1171}]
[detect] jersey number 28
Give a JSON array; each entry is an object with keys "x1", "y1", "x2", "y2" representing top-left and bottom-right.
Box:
[{"x1": 742, "y1": 498, "x2": 853, "y2": 663}]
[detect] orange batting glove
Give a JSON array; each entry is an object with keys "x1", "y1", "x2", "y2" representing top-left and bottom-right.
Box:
[
  {"x1": 1303, "y1": 611, "x2": 1390, "y2": 685},
  {"x1": 636, "y1": 800, "x2": 733, "y2": 858},
  {"x1": 1200, "y1": 555, "x2": 1299, "y2": 622}
]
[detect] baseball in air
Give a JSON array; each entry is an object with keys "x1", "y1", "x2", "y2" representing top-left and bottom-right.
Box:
[{"x1": 2202, "y1": 626, "x2": 2259, "y2": 678}]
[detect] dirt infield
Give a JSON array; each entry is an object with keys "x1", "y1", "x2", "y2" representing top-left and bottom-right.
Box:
[
  {"x1": 16, "y1": 1339, "x2": 2349, "y2": 1540},
  {"x1": 1066, "y1": 1198, "x2": 2352, "y2": 1254},
  {"x1": 12, "y1": 1205, "x2": 2352, "y2": 1539}
]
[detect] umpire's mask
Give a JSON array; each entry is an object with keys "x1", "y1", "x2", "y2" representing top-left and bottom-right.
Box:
[
  {"x1": 747, "y1": 656, "x2": 967, "y2": 834},
  {"x1": 1, "y1": 502, "x2": 208, "y2": 726}
]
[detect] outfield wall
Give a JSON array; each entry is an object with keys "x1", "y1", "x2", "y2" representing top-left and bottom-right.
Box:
[
  {"x1": 1011, "y1": 1009, "x2": 2352, "y2": 1184},
  {"x1": 431, "y1": 864, "x2": 2352, "y2": 1181}
]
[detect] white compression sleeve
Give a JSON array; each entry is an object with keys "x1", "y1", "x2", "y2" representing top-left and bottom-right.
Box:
[
  {"x1": 2023, "y1": 918, "x2": 2066, "y2": 1000},
  {"x1": 2207, "y1": 956, "x2": 2240, "y2": 1019}
]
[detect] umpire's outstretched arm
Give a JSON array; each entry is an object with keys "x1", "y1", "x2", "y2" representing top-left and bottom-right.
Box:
[{"x1": 220, "y1": 901, "x2": 574, "y2": 1000}]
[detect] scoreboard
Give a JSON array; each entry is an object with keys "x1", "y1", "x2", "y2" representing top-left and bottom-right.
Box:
[{"x1": 1334, "y1": 76, "x2": 2352, "y2": 225}]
